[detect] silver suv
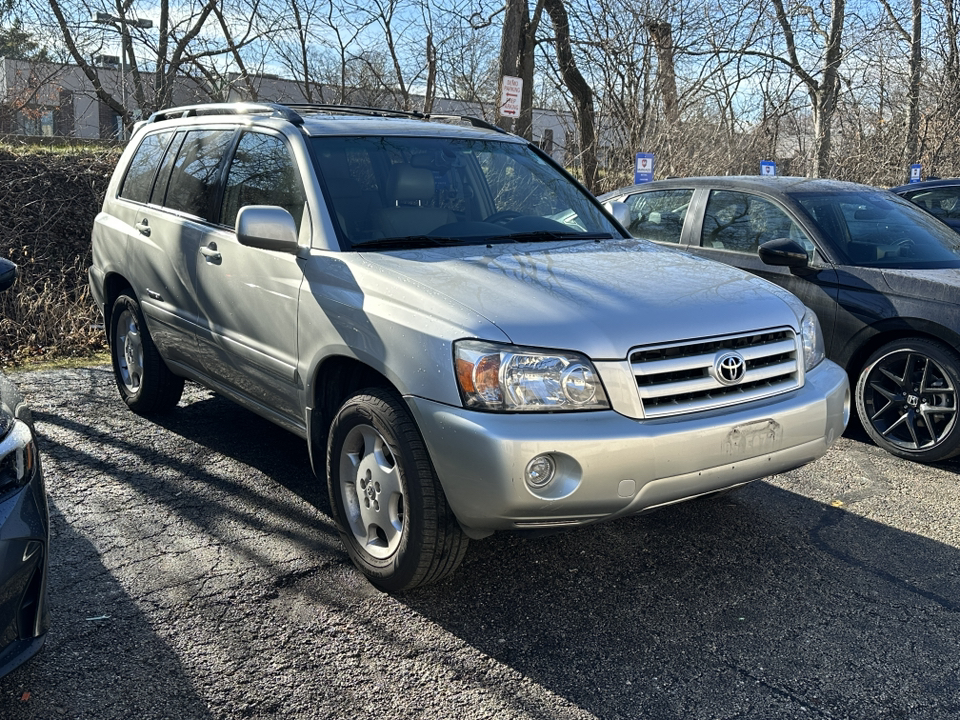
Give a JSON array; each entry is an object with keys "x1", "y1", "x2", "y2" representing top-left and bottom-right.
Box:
[{"x1": 90, "y1": 103, "x2": 850, "y2": 591}]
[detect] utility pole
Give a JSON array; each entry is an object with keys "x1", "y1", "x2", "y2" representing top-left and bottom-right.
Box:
[{"x1": 93, "y1": 11, "x2": 153, "y2": 140}]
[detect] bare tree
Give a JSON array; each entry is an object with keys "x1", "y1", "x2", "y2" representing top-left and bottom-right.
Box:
[
  {"x1": 542, "y1": 0, "x2": 597, "y2": 190},
  {"x1": 26, "y1": 0, "x2": 277, "y2": 130}
]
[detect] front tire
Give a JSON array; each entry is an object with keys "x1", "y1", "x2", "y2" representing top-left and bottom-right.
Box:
[
  {"x1": 109, "y1": 292, "x2": 184, "y2": 415},
  {"x1": 327, "y1": 388, "x2": 468, "y2": 592},
  {"x1": 856, "y1": 338, "x2": 960, "y2": 462}
]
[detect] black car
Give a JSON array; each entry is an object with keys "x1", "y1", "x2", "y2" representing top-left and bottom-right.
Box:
[
  {"x1": 891, "y1": 177, "x2": 960, "y2": 233},
  {"x1": 0, "y1": 257, "x2": 49, "y2": 678},
  {"x1": 600, "y1": 176, "x2": 960, "y2": 463}
]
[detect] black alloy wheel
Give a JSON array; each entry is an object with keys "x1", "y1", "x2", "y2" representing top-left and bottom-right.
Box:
[{"x1": 856, "y1": 338, "x2": 960, "y2": 462}]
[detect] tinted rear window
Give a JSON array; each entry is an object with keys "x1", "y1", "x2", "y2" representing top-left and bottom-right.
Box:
[
  {"x1": 119, "y1": 131, "x2": 173, "y2": 204},
  {"x1": 162, "y1": 129, "x2": 234, "y2": 219}
]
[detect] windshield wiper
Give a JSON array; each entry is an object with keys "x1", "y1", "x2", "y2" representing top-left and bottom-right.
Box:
[
  {"x1": 495, "y1": 231, "x2": 614, "y2": 243},
  {"x1": 352, "y1": 235, "x2": 466, "y2": 250}
]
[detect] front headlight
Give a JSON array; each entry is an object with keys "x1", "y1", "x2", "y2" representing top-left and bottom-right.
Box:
[
  {"x1": 800, "y1": 308, "x2": 825, "y2": 371},
  {"x1": 454, "y1": 340, "x2": 610, "y2": 412},
  {"x1": 0, "y1": 421, "x2": 39, "y2": 496}
]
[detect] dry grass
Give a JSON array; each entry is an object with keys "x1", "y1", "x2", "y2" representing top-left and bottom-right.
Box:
[{"x1": 0, "y1": 143, "x2": 121, "y2": 366}]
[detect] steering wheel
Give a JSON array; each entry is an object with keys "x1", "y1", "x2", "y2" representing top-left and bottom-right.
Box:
[
  {"x1": 893, "y1": 237, "x2": 916, "y2": 255},
  {"x1": 484, "y1": 210, "x2": 523, "y2": 224}
]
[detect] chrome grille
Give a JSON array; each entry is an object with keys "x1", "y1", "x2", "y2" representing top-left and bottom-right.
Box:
[{"x1": 631, "y1": 328, "x2": 801, "y2": 417}]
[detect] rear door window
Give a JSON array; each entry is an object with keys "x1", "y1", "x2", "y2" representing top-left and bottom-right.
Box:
[
  {"x1": 162, "y1": 129, "x2": 234, "y2": 220},
  {"x1": 903, "y1": 187, "x2": 960, "y2": 222}
]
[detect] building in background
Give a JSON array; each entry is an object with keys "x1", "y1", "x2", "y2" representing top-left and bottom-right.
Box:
[{"x1": 0, "y1": 56, "x2": 573, "y2": 165}]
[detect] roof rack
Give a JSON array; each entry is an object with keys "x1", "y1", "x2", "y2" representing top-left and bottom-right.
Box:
[
  {"x1": 283, "y1": 103, "x2": 425, "y2": 120},
  {"x1": 138, "y1": 101, "x2": 508, "y2": 135},
  {"x1": 144, "y1": 102, "x2": 305, "y2": 126},
  {"x1": 284, "y1": 104, "x2": 507, "y2": 133}
]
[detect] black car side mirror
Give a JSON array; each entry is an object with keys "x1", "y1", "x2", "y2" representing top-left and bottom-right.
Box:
[
  {"x1": 0, "y1": 258, "x2": 17, "y2": 293},
  {"x1": 758, "y1": 238, "x2": 814, "y2": 274}
]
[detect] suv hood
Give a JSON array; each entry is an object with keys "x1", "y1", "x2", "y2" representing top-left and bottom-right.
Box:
[{"x1": 360, "y1": 239, "x2": 802, "y2": 360}]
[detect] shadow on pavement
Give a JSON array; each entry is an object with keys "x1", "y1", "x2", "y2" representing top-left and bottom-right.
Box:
[
  {"x1": 396, "y1": 482, "x2": 960, "y2": 718},
  {"x1": 0, "y1": 497, "x2": 214, "y2": 720},
  {"x1": 12, "y1": 365, "x2": 960, "y2": 719}
]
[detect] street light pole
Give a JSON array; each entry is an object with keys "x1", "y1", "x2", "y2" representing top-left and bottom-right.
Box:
[{"x1": 92, "y1": 11, "x2": 153, "y2": 140}]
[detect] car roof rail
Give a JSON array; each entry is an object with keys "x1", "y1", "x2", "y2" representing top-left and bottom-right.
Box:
[
  {"x1": 427, "y1": 113, "x2": 508, "y2": 134},
  {"x1": 143, "y1": 102, "x2": 305, "y2": 126},
  {"x1": 138, "y1": 101, "x2": 508, "y2": 136},
  {"x1": 283, "y1": 104, "x2": 508, "y2": 134}
]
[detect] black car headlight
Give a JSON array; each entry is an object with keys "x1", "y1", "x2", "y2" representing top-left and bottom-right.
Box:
[
  {"x1": 454, "y1": 340, "x2": 610, "y2": 412},
  {"x1": 0, "y1": 421, "x2": 39, "y2": 496}
]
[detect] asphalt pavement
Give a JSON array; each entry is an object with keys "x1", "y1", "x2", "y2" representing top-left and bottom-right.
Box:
[{"x1": 1, "y1": 365, "x2": 958, "y2": 719}]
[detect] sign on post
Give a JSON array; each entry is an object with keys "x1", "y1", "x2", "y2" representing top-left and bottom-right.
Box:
[
  {"x1": 499, "y1": 76, "x2": 523, "y2": 119},
  {"x1": 760, "y1": 160, "x2": 777, "y2": 177},
  {"x1": 909, "y1": 164, "x2": 923, "y2": 184},
  {"x1": 634, "y1": 153, "x2": 655, "y2": 184}
]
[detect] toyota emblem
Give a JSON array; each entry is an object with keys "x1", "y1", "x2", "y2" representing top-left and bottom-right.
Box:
[{"x1": 714, "y1": 351, "x2": 747, "y2": 386}]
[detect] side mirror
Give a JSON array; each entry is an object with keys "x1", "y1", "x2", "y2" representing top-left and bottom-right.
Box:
[
  {"x1": 603, "y1": 200, "x2": 631, "y2": 228},
  {"x1": 758, "y1": 237, "x2": 812, "y2": 273},
  {"x1": 0, "y1": 258, "x2": 17, "y2": 292},
  {"x1": 236, "y1": 206, "x2": 300, "y2": 253}
]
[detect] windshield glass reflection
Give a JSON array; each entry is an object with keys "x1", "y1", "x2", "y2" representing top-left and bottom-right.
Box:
[{"x1": 312, "y1": 135, "x2": 618, "y2": 249}]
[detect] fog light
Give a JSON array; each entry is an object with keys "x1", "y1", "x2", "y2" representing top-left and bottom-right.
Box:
[{"x1": 525, "y1": 454, "x2": 556, "y2": 489}]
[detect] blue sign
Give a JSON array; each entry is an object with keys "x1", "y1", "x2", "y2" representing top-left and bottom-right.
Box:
[
  {"x1": 760, "y1": 160, "x2": 777, "y2": 177},
  {"x1": 634, "y1": 153, "x2": 655, "y2": 184},
  {"x1": 909, "y1": 164, "x2": 922, "y2": 183}
]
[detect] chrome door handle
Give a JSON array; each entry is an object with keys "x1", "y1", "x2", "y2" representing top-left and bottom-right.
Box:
[
  {"x1": 137, "y1": 219, "x2": 151, "y2": 237},
  {"x1": 200, "y1": 243, "x2": 222, "y2": 263}
]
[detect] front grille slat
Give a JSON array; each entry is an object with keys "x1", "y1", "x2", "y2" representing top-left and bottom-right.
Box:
[{"x1": 630, "y1": 328, "x2": 801, "y2": 418}]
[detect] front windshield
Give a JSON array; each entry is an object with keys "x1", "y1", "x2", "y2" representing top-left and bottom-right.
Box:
[
  {"x1": 312, "y1": 134, "x2": 619, "y2": 249},
  {"x1": 792, "y1": 189, "x2": 960, "y2": 268}
]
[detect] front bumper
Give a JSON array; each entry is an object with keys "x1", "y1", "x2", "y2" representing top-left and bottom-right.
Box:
[
  {"x1": 408, "y1": 359, "x2": 849, "y2": 534},
  {"x1": 0, "y1": 420, "x2": 50, "y2": 679}
]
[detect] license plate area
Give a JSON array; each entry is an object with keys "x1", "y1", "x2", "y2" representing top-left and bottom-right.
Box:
[{"x1": 723, "y1": 419, "x2": 783, "y2": 457}]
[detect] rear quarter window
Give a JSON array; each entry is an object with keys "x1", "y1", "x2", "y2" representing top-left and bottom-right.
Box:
[{"x1": 118, "y1": 131, "x2": 173, "y2": 204}]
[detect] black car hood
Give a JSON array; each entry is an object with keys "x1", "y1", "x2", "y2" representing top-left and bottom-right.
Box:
[{"x1": 881, "y1": 267, "x2": 960, "y2": 303}]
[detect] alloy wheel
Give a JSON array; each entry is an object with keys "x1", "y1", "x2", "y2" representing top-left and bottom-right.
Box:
[
  {"x1": 861, "y1": 349, "x2": 958, "y2": 453},
  {"x1": 338, "y1": 424, "x2": 405, "y2": 560},
  {"x1": 115, "y1": 308, "x2": 144, "y2": 395}
]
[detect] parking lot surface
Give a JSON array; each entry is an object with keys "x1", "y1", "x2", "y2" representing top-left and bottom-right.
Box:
[{"x1": 1, "y1": 366, "x2": 959, "y2": 719}]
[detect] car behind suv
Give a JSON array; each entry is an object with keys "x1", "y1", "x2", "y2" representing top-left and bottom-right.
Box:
[
  {"x1": 600, "y1": 176, "x2": 960, "y2": 463},
  {"x1": 90, "y1": 103, "x2": 849, "y2": 591}
]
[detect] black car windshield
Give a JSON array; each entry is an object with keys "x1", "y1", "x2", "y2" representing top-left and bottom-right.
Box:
[
  {"x1": 792, "y1": 189, "x2": 960, "y2": 268},
  {"x1": 312, "y1": 135, "x2": 619, "y2": 249}
]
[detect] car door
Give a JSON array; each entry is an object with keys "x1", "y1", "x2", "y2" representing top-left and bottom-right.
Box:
[
  {"x1": 684, "y1": 188, "x2": 841, "y2": 348},
  {"x1": 113, "y1": 129, "x2": 202, "y2": 366},
  {"x1": 194, "y1": 129, "x2": 308, "y2": 424}
]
